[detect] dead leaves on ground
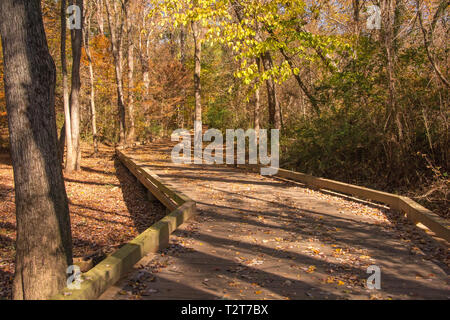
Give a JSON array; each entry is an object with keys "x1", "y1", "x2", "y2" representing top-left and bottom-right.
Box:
[{"x1": 0, "y1": 144, "x2": 165, "y2": 299}]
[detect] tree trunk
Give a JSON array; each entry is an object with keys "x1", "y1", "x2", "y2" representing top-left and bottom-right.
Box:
[
  {"x1": 84, "y1": 4, "x2": 98, "y2": 153},
  {"x1": 180, "y1": 26, "x2": 186, "y2": 65},
  {"x1": 272, "y1": 39, "x2": 320, "y2": 116},
  {"x1": 95, "y1": 0, "x2": 105, "y2": 35},
  {"x1": 254, "y1": 57, "x2": 261, "y2": 137},
  {"x1": 67, "y1": 0, "x2": 83, "y2": 171},
  {"x1": 61, "y1": 0, "x2": 74, "y2": 172},
  {"x1": 192, "y1": 21, "x2": 202, "y2": 124},
  {"x1": 0, "y1": 0, "x2": 73, "y2": 299},
  {"x1": 59, "y1": 122, "x2": 66, "y2": 164},
  {"x1": 139, "y1": 6, "x2": 150, "y2": 94},
  {"x1": 232, "y1": 0, "x2": 280, "y2": 130},
  {"x1": 382, "y1": 0, "x2": 403, "y2": 141},
  {"x1": 264, "y1": 26, "x2": 321, "y2": 116},
  {"x1": 261, "y1": 52, "x2": 281, "y2": 130},
  {"x1": 105, "y1": 0, "x2": 127, "y2": 144},
  {"x1": 352, "y1": 0, "x2": 361, "y2": 36},
  {"x1": 126, "y1": 5, "x2": 135, "y2": 142}
]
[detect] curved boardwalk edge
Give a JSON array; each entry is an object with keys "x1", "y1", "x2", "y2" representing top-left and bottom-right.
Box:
[
  {"x1": 233, "y1": 163, "x2": 448, "y2": 242},
  {"x1": 272, "y1": 167, "x2": 449, "y2": 243},
  {"x1": 52, "y1": 149, "x2": 196, "y2": 300}
]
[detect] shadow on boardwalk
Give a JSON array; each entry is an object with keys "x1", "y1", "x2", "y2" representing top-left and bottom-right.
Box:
[{"x1": 101, "y1": 145, "x2": 449, "y2": 300}]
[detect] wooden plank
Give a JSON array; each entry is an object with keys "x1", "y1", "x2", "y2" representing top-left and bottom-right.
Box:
[{"x1": 399, "y1": 196, "x2": 450, "y2": 242}]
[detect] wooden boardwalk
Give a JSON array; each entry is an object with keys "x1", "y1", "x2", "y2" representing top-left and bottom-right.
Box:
[{"x1": 100, "y1": 143, "x2": 449, "y2": 300}]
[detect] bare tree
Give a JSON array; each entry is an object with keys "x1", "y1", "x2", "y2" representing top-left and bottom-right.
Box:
[
  {"x1": 61, "y1": 0, "x2": 75, "y2": 171},
  {"x1": 254, "y1": 57, "x2": 261, "y2": 136},
  {"x1": 67, "y1": 0, "x2": 84, "y2": 171},
  {"x1": 191, "y1": 20, "x2": 203, "y2": 125},
  {"x1": 125, "y1": 0, "x2": 136, "y2": 142},
  {"x1": 381, "y1": 0, "x2": 403, "y2": 141},
  {"x1": 95, "y1": 0, "x2": 105, "y2": 34},
  {"x1": 417, "y1": 0, "x2": 450, "y2": 88},
  {"x1": 84, "y1": 2, "x2": 99, "y2": 153},
  {"x1": 105, "y1": 0, "x2": 127, "y2": 144}
]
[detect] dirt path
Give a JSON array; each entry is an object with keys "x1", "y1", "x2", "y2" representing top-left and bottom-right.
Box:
[{"x1": 101, "y1": 144, "x2": 449, "y2": 300}]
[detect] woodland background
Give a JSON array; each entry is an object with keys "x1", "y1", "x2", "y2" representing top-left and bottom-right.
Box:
[{"x1": 0, "y1": 0, "x2": 448, "y2": 216}]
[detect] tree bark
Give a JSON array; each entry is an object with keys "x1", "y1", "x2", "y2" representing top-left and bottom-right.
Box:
[
  {"x1": 254, "y1": 57, "x2": 261, "y2": 136},
  {"x1": 59, "y1": 122, "x2": 66, "y2": 164},
  {"x1": 0, "y1": 0, "x2": 73, "y2": 299},
  {"x1": 139, "y1": 5, "x2": 151, "y2": 95},
  {"x1": 382, "y1": 0, "x2": 403, "y2": 141},
  {"x1": 192, "y1": 21, "x2": 202, "y2": 124},
  {"x1": 67, "y1": 0, "x2": 83, "y2": 171},
  {"x1": 95, "y1": 0, "x2": 105, "y2": 35},
  {"x1": 261, "y1": 52, "x2": 281, "y2": 130},
  {"x1": 180, "y1": 26, "x2": 187, "y2": 65},
  {"x1": 84, "y1": 3, "x2": 98, "y2": 153},
  {"x1": 126, "y1": 3, "x2": 136, "y2": 142},
  {"x1": 105, "y1": 0, "x2": 127, "y2": 144},
  {"x1": 61, "y1": 0, "x2": 74, "y2": 172},
  {"x1": 352, "y1": 0, "x2": 361, "y2": 36}
]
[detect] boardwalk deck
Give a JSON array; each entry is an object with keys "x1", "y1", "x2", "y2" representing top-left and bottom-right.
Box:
[{"x1": 100, "y1": 143, "x2": 449, "y2": 300}]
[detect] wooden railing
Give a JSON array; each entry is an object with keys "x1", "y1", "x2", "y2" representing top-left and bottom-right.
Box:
[{"x1": 237, "y1": 164, "x2": 449, "y2": 243}]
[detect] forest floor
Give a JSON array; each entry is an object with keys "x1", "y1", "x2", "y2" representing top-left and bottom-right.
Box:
[
  {"x1": 100, "y1": 143, "x2": 449, "y2": 300},
  {"x1": 0, "y1": 144, "x2": 166, "y2": 299}
]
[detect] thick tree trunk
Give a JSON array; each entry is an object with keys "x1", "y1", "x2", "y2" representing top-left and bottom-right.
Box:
[
  {"x1": 67, "y1": 0, "x2": 83, "y2": 171},
  {"x1": 192, "y1": 21, "x2": 202, "y2": 124},
  {"x1": 0, "y1": 0, "x2": 73, "y2": 299},
  {"x1": 61, "y1": 0, "x2": 74, "y2": 172}
]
